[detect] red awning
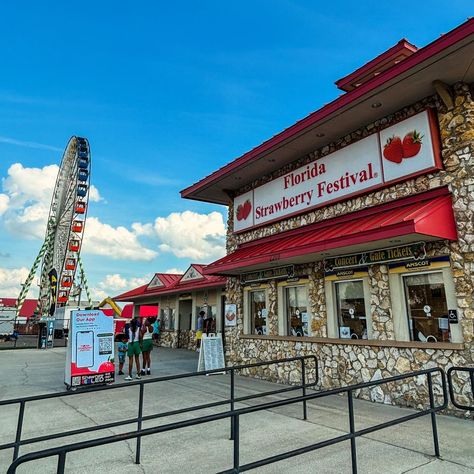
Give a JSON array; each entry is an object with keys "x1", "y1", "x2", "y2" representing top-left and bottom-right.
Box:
[{"x1": 204, "y1": 187, "x2": 457, "y2": 275}]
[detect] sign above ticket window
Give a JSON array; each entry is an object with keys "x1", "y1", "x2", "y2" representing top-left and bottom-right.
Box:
[{"x1": 233, "y1": 110, "x2": 441, "y2": 232}]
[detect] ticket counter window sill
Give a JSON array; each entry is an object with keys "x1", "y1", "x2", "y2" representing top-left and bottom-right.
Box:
[{"x1": 238, "y1": 333, "x2": 464, "y2": 350}]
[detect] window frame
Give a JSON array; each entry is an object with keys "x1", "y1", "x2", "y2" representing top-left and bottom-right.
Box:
[
  {"x1": 243, "y1": 284, "x2": 270, "y2": 335},
  {"x1": 277, "y1": 279, "x2": 311, "y2": 337},
  {"x1": 389, "y1": 263, "x2": 462, "y2": 343},
  {"x1": 324, "y1": 272, "x2": 372, "y2": 340}
]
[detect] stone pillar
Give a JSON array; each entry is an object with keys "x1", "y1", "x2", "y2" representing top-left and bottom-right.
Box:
[
  {"x1": 267, "y1": 279, "x2": 278, "y2": 335},
  {"x1": 309, "y1": 263, "x2": 327, "y2": 337},
  {"x1": 437, "y1": 83, "x2": 474, "y2": 345},
  {"x1": 368, "y1": 264, "x2": 395, "y2": 340}
]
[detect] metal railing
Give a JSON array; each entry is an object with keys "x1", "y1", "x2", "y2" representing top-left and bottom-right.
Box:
[
  {"x1": 0, "y1": 355, "x2": 318, "y2": 465},
  {"x1": 447, "y1": 366, "x2": 474, "y2": 411},
  {"x1": 6, "y1": 367, "x2": 446, "y2": 474}
]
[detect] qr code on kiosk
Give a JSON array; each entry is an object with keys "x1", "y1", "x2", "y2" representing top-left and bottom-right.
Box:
[{"x1": 99, "y1": 336, "x2": 113, "y2": 355}]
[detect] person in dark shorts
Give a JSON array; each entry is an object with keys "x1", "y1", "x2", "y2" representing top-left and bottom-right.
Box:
[{"x1": 125, "y1": 318, "x2": 141, "y2": 380}]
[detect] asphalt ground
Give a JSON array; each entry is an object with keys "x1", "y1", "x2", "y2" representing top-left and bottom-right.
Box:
[{"x1": 0, "y1": 346, "x2": 473, "y2": 473}]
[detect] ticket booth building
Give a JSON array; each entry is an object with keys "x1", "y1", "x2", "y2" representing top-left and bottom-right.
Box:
[{"x1": 181, "y1": 20, "x2": 474, "y2": 410}]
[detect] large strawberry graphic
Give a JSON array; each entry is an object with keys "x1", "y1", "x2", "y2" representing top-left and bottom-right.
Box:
[
  {"x1": 383, "y1": 135, "x2": 403, "y2": 163},
  {"x1": 236, "y1": 200, "x2": 251, "y2": 221},
  {"x1": 242, "y1": 200, "x2": 252, "y2": 219},
  {"x1": 402, "y1": 130, "x2": 423, "y2": 158},
  {"x1": 236, "y1": 204, "x2": 244, "y2": 221},
  {"x1": 99, "y1": 360, "x2": 115, "y2": 373}
]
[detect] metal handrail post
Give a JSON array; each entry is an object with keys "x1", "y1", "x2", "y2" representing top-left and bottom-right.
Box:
[
  {"x1": 12, "y1": 401, "x2": 25, "y2": 461},
  {"x1": 135, "y1": 383, "x2": 145, "y2": 464},
  {"x1": 57, "y1": 451, "x2": 66, "y2": 474},
  {"x1": 301, "y1": 359, "x2": 307, "y2": 420},
  {"x1": 232, "y1": 414, "x2": 240, "y2": 473},
  {"x1": 230, "y1": 369, "x2": 235, "y2": 440},
  {"x1": 427, "y1": 372, "x2": 440, "y2": 457},
  {"x1": 348, "y1": 390, "x2": 357, "y2": 474}
]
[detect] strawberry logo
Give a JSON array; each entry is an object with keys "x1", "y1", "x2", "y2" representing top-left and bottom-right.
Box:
[
  {"x1": 383, "y1": 130, "x2": 423, "y2": 164},
  {"x1": 402, "y1": 130, "x2": 423, "y2": 158},
  {"x1": 383, "y1": 135, "x2": 403, "y2": 163},
  {"x1": 236, "y1": 199, "x2": 252, "y2": 221},
  {"x1": 98, "y1": 360, "x2": 115, "y2": 372}
]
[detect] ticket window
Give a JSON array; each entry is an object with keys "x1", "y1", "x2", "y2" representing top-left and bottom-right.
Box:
[
  {"x1": 389, "y1": 263, "x2": 462, "y2": 343},
  {"x1": 334, "y1": 279, "x2": 370, "y2": 340},
  {"x1": 285, "y1": 286, "x2": 309, "y2": 337},
  {"x1": 249, "y1": 290, "x2": 267, "y2": 335},
  {"x1": 403, "y1": 272, "x2": 450, "y2": 343}
]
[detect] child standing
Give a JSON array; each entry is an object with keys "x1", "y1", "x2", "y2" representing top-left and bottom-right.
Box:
[{"x1": 117, "y1": 334, "x2": 128, "y2": 375}]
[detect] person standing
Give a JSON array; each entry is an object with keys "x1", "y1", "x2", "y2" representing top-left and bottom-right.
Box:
[
  {"x1": 117, "y1": 334, "x2": 128, "y2": 375},
  {"x1": 196, "y1": 310, "x2": 204, "y2": 352},
  {"x1": 125, "y1": 318, "x2": 141, "y2": 380},
  {"x1": 141, "y1": 318, "x2": 154, "y2": 375},
  {"x1": 152, "y1": 317, "x2": 160, "y2": 342}
]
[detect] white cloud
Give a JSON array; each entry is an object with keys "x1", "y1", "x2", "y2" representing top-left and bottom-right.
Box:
[
  {"x1": 91, "y1": 273, "x2": 152, "y2": 300},
  {"x1": 0, "y1": 194, "x2": 9, "y2": 216},
  {"x1": 82, "y1": 217, "x2": 157, "y2": 261},
  {"x1": 153, "y1": 210, "x2": 226, "y2": 261},
  {"x1": 131, "y1": 222, "x2": 154, "y2": 236},
  {"x1": 89, "y1": 185, "x2": 102, "y2": 202},
  {"x1": 98, "y1": 273, "x2": 151, "y2": 292},
  {"x1": 1, "y1": 163, "x2": 227, "y2": 267},
  {"x1": 165, "y1": 268, "x2": 184, "y2": 274},
  {"x1": 0, "y1": 266, "x2": 35, "y2": 298},
  {"x1": 1, "y1": 163, "x2": 102, "y2": 238}
]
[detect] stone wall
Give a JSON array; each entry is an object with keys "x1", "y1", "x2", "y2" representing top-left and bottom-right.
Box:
[
  {"x1": 157, "y1": 330, "x2": 198, "y2": 350},
  {"x1": 223, "y1": 82, "x2": 474, "y2": 413}
]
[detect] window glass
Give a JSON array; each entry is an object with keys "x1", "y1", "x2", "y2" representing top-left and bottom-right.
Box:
[
  {"x1": 286, "y1": 286, "x2": 309, "y2": 337},
  {"x1": 403, "y1": 272, "x2": 450, "y2": 342},
  {"x1": 250, "y1": 290, "x2": 267, "y2": 335},
  {"x1": 161, "y1": 308, "x2": 175, "y2": 331},
  {"x1": 335, "y1": 280, "x2": 367, "y2": 339}
]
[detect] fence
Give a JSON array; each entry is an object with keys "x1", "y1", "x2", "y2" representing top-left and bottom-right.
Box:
[
  {"x1": 6, "y1": 366, "x2": 445, "y2": 474},
  {"x1": 0, "y1": 355, "x2": 317, "y2": 466},
  {"x1": 447, "y1": 366, "x2": 474, "y2": 411}
]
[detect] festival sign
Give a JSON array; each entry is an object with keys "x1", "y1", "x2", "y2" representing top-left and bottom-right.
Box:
[
  {"x1": 234, "y1": 110, "x2": 440, "y2": 232},
  {"x1": 324, "y1": 242, "x2": 426, "y2": 272},
  {"x1": 241, "y1": 265, "x2": 295, "y2": 284},
  {"x1": 65, "y1": 309, "x2": 115, "y2": 389}
]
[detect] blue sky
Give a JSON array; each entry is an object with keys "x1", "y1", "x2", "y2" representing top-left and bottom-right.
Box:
[{"x1": 0, "y1": 1, "x2": 470, "y2": 299}]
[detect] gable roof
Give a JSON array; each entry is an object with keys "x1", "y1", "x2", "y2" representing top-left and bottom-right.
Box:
[{"x1": 114, "y1": 265, "x2": 227, "y2": 301}]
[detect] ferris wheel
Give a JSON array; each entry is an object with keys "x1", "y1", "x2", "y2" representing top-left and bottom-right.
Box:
[{"x1": 16, "y1": 136, "x2": 93, "y2": 317}]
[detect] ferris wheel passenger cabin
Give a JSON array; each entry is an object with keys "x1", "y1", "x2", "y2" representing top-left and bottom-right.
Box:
[
  {"x1": 77, "y1": 184, "x2": 88, "y2": 197},
  {"x1": 61, "y1": 276, "x2": 73, "y2": 288},
  {"x1": 65, "y1": 258, "x2": 76, "y2": 271},
  {"x1": 69, "y1": 239, "x2": 80, "y2": 252},
  {"x1": 78, "y1": 169, "x2": 88, "y2": 181},
  {"x1": 75, "y1": 201, "x2": 86, "y2": 214},
  {"x1": 72, "y1": 221, "x2": 83, "y2": 233},
  {"x1": 78, "y1": 157, "x2": 88, "y2": 169}
]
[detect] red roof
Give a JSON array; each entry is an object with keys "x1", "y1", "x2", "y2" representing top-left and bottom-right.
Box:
[
  {"x1": 0, "y1": 298, "x2": 37, "y2": 317},
  {"x1": 335, "y1": 39, "x2": 418, "y2": 92},
  {"x1": 204, "y1": 187, "x2": 457, "y2": 275},
  {"x1": 114, "y1": 265, "x2": 227, "y2": 301}
]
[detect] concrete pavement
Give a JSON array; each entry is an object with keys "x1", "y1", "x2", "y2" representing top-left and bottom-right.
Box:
[{"x1": 0, "y1": 346, "x2": 473, "y2": 473}]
